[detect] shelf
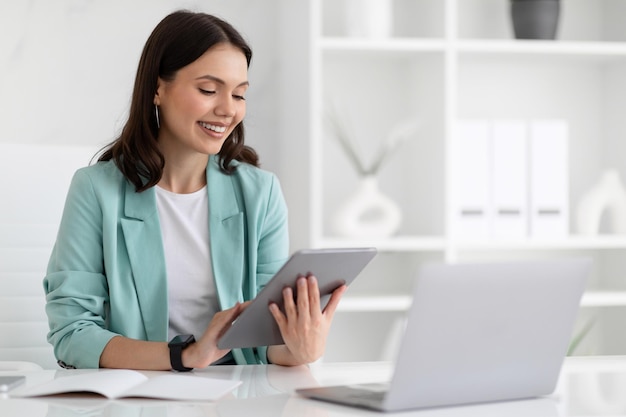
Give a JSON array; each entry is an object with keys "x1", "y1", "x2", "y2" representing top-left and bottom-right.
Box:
[
  {"x1": 456, "y1": 39, "x2": 626, "y2": 57},
  {"x1": 318, "y1": 37, "x2": 446, "y2": 53},
  {"x1": 581, "y1": 292, "x2": 626, "y2": 308},
  {"x1": 337, "y1": 295, "x2": 411, "y2": 312},
  {"x1": 452, "y1": 236, "x2": 626, "y2": 251},
  {"x1": 318, "y1": 38, "x2": 626, "y2": 63},
  {"x1": 312, "y1": 236, "x2": 447, "y2": 252},
  {"x1": 337, "y1": 291, "x2": 626, "y2": 313},
  {"x1": 313, "y1": 235, "x2": 626, "y2": 252}
]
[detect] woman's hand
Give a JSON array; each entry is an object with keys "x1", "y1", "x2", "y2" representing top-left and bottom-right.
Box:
[
  {"x1": 183, "y1": 302, "x2": 249, "y2": 369},
  {"x1": 267, "y1": 275, "x2": 347, "y2": 366}
]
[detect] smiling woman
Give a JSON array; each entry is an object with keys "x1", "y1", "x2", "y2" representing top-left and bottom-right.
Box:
[{"x1": 42, "y1": 10, "x2": 346, "y2": 371}]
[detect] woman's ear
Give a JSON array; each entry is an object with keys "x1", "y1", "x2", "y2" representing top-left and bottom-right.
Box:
[{"x1": 154, "y1": 78, "x2": 163, "y2": 106}]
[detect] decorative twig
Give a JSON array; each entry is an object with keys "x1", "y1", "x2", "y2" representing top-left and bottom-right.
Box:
[
  {"x1": 368, "y1": 121, "x2": 418, "y2": 175},
  {"x1": 325, "y1": 111, "x2": 368, "y2": 176},
  {"x1": 326, "y1": 108, "x2": 418, "y2": 176}
]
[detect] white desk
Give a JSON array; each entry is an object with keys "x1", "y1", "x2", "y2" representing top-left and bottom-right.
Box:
[{"x1": 1, "y1": 356, "x2": 626, "y2": 416}]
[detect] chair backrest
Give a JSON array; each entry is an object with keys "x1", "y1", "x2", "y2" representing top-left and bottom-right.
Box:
[
  {"x1": 0, "y1": 361, "x2": 43, "y2": 371},
  {"x1": 0, "y1": 143, "x2": 99, "y2": 369}
]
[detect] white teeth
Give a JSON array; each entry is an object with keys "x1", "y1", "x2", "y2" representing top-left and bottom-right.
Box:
[{"x1": 200, "y1": 122, "x2": 226, "y2": 133}]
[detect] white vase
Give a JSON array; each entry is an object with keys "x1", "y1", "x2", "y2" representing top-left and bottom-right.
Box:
[
  {"x1": 332, "y1": 176, "x2": 402, "y2": 238},
  {"x1": 576, "y1": 169, "x2": 626, "y2": 235},
  {"x1": 345, "y1": 0, "x2": 393, "y2": 39}
]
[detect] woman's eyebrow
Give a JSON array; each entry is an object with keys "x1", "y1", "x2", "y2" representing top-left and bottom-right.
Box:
[{"x1": 195, "y1": 74, "x2": 249, "y2": 87}]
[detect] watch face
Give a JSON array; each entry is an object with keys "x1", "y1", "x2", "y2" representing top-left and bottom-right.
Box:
[{"x1": 169, "y1": 334, "x2": 194, "y2": 346}]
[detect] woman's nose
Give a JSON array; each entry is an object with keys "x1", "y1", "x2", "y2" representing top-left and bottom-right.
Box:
[{"x1": 215, "y1": 94, "x2": 236, "y2": 117}]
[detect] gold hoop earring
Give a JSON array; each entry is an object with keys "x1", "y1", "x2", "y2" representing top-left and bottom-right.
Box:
[{"x1": 155, "y1": 105, "x2": 160, "y2": 129}]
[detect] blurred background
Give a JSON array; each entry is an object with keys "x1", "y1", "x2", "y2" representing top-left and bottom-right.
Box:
[{"x1": 3, "y1": 0, "x2": 626, "y2": 368}]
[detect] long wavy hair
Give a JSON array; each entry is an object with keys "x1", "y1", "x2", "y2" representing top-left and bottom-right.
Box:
[{"x1": 98, "y1": 10, "x2": 258, "y2": 192}]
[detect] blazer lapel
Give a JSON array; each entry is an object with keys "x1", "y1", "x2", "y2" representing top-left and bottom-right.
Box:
[
  {"x1": 207, "y1": 157, "x2": 245, "y2": 308},
  {"x1": 120, "y1": 181, "x2": 168, "y2": 341}
]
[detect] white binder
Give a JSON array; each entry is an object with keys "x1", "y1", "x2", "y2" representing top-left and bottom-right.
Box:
[
  {"x1": 491, "y1": 121, "x2": 528, "y2": 239},
  {"x1": 529, "y1": 120, "x2": 569, "y2": 238},
  {"x1": 453, "y1": 120, "x2": 491, "y2": 240}
]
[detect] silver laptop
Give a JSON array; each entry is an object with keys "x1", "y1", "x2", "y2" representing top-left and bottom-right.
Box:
[{"x1": 297, "y1": 258, "x2": 591, "y2": 412}]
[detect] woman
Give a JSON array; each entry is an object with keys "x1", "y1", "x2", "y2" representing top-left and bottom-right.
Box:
[{"x1": 44, "y1": 10, "x2": 346, "y2": 370}]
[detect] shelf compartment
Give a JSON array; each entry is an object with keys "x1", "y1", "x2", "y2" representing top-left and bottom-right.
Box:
[
  {"x1": 318, "y1": 53, "x2": 446, "y2": 239},
  {"x1": 320, "y1": 0, "x2": 445, "y2": 40},
  {"x1": 457, "y1": 0, "x2": 626, "y2": 43}
]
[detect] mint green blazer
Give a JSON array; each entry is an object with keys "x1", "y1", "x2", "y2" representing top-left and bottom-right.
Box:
[{"x1": 44, "y1": 156, "x2": 289, "y2": 368}]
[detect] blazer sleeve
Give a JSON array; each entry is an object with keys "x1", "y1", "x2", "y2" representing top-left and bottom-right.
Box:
[{"x1": 43, "y1": 168, "x2": 118, "y2": 369}]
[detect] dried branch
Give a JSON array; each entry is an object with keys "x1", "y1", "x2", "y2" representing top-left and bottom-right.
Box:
[
  {"x1": 326, "y1": 105, "x2": 418, "y2": 176},
  {"x1": 325, "y1": 111, "x2": 368, "y2": 176}
]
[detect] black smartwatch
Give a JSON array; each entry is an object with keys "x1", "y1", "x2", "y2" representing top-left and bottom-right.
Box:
[{"x1": 168, "y1": 334, "x2": 195, "y2": 372}]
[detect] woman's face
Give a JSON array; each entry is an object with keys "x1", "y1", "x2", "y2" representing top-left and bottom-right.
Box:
[{"x1": 154, "y1": 43, "x2": 248, "y2": 157}]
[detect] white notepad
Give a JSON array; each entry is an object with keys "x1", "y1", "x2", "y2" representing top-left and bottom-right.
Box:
[{"x1": 11, "y1": 369, "x2": 241, "y2": 401}]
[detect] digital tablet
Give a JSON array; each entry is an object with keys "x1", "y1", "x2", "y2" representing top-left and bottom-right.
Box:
[{"x1": 217, "y1": 247, "x2": 377, "y2": 349}]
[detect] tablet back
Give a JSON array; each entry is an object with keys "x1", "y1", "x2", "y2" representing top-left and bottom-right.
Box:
[{"x1": 217, "y1": 247, "x2": 377, "y2": 349}]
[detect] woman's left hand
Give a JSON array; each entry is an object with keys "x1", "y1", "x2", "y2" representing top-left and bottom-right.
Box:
[{"x1": 267, "y1": 275, "x2": 347, "y2": 366}]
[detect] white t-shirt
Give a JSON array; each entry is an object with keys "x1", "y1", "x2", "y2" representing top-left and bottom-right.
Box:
[{"x1": 155, "y1": 185, "x2": 219, "y2": 341}]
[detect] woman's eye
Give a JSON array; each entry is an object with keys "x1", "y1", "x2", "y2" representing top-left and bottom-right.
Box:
[
  {"x1": 233, "y1": 95, "x2": 246, "y2": 101},
  {"x1": 199, "y1": 88, "x2": 215, "y2": 95}
]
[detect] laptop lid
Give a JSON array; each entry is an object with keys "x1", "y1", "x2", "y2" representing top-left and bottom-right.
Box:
[
  {"x1": 383, "y1": 258, "x2": 590, "y2": 411},
  {"x1": 298, "y1": 258, "x2": 590, "y2": 412}
]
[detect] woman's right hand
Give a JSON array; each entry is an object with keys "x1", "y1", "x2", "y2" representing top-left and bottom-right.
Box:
[{"x1": 183, "y1": 301, "x2": 250, "y2": 368}]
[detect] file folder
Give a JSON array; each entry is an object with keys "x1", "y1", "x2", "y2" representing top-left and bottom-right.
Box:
[
  {"x1": 491, "y1": 121, "x2": 528, "y2": 239},
  {"x1": 529, "y1": 120, "x2": 569, "y2": 237},
  {"x1": 453, "y1": 120, "x2": 490, "y2": 240}
]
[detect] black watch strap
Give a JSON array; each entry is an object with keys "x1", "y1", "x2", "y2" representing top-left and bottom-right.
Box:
[{"x1": 168, "y1": 334, "x2": 195, "y2": 372}]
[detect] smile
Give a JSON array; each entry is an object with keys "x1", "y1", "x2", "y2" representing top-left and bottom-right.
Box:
[{"x1": 199, "y1": 121, "x2": 227, "y2": 133}]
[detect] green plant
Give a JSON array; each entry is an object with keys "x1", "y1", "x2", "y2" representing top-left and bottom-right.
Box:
[{"x1": 567, "y1": 318, "x2": 595, "y2": 356}]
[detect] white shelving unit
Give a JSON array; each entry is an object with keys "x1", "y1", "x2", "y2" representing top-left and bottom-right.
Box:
[{"x1": 297, "y1": 0, "x2": 626, "y2": 360}]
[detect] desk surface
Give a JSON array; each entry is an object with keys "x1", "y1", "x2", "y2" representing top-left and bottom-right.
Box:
[{"x1": 1, "y1": 356, "x2": 626, "y2": 416}]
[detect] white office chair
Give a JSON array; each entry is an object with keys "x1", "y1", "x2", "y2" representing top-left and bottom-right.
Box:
[
  {"x1": 0, "y1": 144, "x2": 100, "y2": 370},
  {"x1": 0, "y1": 361, "x2": 43, "y2": 371},
  {"x1": 0, "y1": 292, "x2": 57, "y2": 369}
]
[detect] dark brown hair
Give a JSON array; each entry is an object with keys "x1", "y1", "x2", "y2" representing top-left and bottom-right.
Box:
[{"x1": 99, "y1": 10, "x2": 258, "y2": 192}]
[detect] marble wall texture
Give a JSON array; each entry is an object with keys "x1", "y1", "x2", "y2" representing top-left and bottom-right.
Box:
[{"x1": 0, "y1": 0, "x2": 283, "y2": 172}]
